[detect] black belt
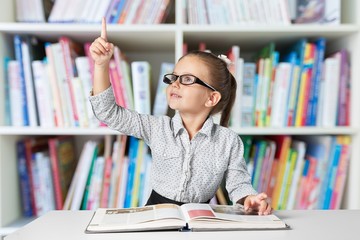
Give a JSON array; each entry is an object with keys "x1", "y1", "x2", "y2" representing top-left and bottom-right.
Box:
[{"x1": 145, "y1": 190, "x2": 210, "y2": 206}]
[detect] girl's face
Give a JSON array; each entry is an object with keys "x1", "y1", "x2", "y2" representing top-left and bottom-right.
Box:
[{"x1": 166, "y1": 55, "x2": 214, "y2": 114}]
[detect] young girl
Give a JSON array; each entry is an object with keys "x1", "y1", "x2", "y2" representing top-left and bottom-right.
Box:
[{"x1": 89, "y1": 19, "x2": 272, "y2": 215}]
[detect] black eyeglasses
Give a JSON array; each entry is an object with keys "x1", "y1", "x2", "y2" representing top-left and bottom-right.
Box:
[{"x1": 163, "y1": 73, "x2": 217, "y2": 91}]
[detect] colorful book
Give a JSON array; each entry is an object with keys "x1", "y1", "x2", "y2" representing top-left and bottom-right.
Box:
[
  {"x1": 48, "y1": 136, "x2": 77, "y2": 210},
  {"x1": 152, "y1": 62, "x2": 174, "y2": 116},
  {"x1": 131, "y1": 61, "x2": 151, "y2": 114}
]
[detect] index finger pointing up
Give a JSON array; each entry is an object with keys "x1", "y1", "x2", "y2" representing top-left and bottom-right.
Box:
[{"x1": 101, "y1": 17, "x2": 107, "y2": 40}]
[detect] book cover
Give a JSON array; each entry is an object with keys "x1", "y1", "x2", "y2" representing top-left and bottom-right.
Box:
[
  {"x1": 48, "y1": 136, "x2": 77, "y2": 210},
  {"x1": 330, "y1": 136, "x2": 351, "y2": 209},
  {"x1": 16, "y1": 140, "x2": 33, "y2": 217},
  {"x1": 67, "y1": 141, "x2": 97, "y2": 210},
  {"x1": 293, "y1": 0, "x2": 340, "y2": 25},
  {"x1": 124, "y1": 136, "x2": 139, "y2": 208},
  {"x1": 131, "y1": 61, "x2": 151, "y2": 114},
  {"x1": 267, "y1": 135, "x2": 292, "y2": 209},
  {"x1": 8, "y1": 60, "x2": 24, "y2": 126},
  {"x1": 286, "y1": 140, "x2": 306, "y2": 209},
  {"x1": 100, "y1": 135, "x2": 114, "y2": 208},
  {"x1": 13, "y1": 35, "x2": 29, "y2": 126},
  {"x1": 59, "y1": 36, "x2": 84, "y2": 127},
  {"x1": 241, "y1": 63, "x2": 256, "y2": 127},
  {"x1": 152, "y1": 62, "x2": 174, "y2": 116},
  {"x1": 32, "y1": 60, "x2": 55, "y2": 128}
]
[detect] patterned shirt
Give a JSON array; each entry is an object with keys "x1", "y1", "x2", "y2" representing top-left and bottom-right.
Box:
[{"x1": 89, "y1": 87, "x2": 257, "y2": 203}]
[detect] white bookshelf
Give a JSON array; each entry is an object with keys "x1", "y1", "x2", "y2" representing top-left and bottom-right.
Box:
[{"x1": 1, "y1": 0, "x2": 360, "y2": 235}]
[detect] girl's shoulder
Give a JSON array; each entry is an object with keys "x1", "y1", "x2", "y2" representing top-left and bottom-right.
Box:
[{"x1": 214, "y1": 124, "x2": 242, "y2": 142}]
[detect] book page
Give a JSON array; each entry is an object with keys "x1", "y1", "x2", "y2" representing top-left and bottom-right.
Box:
[
  {"x1": 100, "y1": 204, "x2": 183, "y2": 225},
  {"x1": 181, "y1": 204, "x2": 287, "y2": 230},
  {"x1": 86, "y1": 204, "x2": 186, "y2": 232},
  {"x1": 180, "y1": 203, "x2": 217, "y2": 222}
]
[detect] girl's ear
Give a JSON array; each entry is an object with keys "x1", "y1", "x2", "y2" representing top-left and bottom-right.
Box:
[{"x1": 205, "y1": 91, "x2": 221, "y2": 108}]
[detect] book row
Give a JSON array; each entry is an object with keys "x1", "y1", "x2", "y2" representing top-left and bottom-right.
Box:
[
  {"x1": 17, "y1": 134, "x2": 350, "y2": 217},
  {"x1": 218, "y1": 135, "x2": 350, "y2": 210},
  {"x1": 17, "y1": 135, "x2": 153, "y2": 217},
  {"x1": 15, "y1": 0, "x2": 173, "y2": 24},
  {"x1": 186, "y1": 0, "x2": 341, "y2": 25},
  {"x1": 222, "y1": 38, "x2": 350, "y2": 128},
  {"x1": 4, "y1": 35, "x2": 350, "y2": 128},
  {"x1": 15, "y1": 0, "x2": 341, "y2": 25},
  {"x1": 4, "y1": 34, "x2": 174, "y2": 128}
]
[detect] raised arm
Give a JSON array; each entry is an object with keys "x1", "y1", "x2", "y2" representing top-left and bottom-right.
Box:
[{"x1": 90, "y1": 17, "x2": 114, "y2": 95}]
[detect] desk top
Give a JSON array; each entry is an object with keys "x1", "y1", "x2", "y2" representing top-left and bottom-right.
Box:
[{"x1": 5, "y1": 210, "x2": 360, "y2": 240}]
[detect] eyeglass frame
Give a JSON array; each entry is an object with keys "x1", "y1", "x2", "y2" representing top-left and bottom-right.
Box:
[{"x1": 163, "y1": 73, "x2": 217, "y2": 91}]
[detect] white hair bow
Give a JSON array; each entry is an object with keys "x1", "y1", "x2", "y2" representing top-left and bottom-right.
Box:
[{"x1": 217, "y1": 54, "x2": 232, "y2": 67}]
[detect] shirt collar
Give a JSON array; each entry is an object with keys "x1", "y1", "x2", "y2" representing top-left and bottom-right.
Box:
[{"x1": 172, "y1": 111, "x2": 214, "y2": 137}]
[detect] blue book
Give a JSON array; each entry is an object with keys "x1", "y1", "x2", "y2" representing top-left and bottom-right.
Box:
[
  {"x1": 323, "y1": 142, "x2": 342, "y2": 209},
  {"x1": 111, "y1": 0, "x2": 127, "y2": 24},
  {"x1": 288, "y1": 38, "x2": 307, "y2": 126},
  {"x1": 124, "y1": 137, "x2": 139, "y2": 208},
  {"x1": 16, "y1": 140, "x2": 34, "y2": 217},
  {"x1": 307, "y1": 38, "x2": 326, "y2": 126},
  {"x1": 13, "y1": 35, "x2": 29, "y2": 126}
]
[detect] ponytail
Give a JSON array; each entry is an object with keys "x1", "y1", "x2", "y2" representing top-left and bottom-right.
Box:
[{"x1": 220, "y1": 74, "x2": 237, "y2": 127}]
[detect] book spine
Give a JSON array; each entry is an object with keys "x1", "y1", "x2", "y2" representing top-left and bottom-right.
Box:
[
  {"x1": 13, "y1": 35, "x2": 30, "y2": 126},
  {"x1": 21, "y1": 40, "x2": 38, "y2": 126},
  {"x1": 59, "y1": 37, "x2": 79, "y2": 126},
  {"x1": 8, "y1": 60, "x2": 24, "y2": 126},
  {"x1": 124, "y1": 137, "x2": 139, "y2": 208},
  {"x1": 48, "y1": 139, "x2": 63, "y2": 210},
  {"x1": 131, "y1": 61, "x2": 151, "y2": 114},
  {"x1": 24, "y1": 139, "x2": 38, "y2": 216},
  {"x1": 17, "y1": 140, "x2": 34, "y2": 217}
]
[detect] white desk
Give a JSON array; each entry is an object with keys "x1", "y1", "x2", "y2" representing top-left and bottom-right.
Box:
[{"x1": 5, "y1": 210, "x2": 360, "y2": 240}]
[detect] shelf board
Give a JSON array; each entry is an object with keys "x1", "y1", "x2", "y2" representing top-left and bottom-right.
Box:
[
  {"x1": 182, "y1": 24, "x2": 359, "y2": 51},
  {"x1": 0, "y1": 23, "x2": 177, "y2": 51},
  {"x1": 0, "y1": 126, "x2": 357, "y2": 136},
  {"x1": 0, "y1": 127, "x2": 119, "y2": 135},
  {"x1": 232, "y1": 127, "x2": 359, "y2": 135}
]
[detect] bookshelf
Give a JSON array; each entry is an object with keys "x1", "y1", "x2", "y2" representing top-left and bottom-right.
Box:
[{"x1": 0, "y1": 0, "x2": 360, "y2": 235}]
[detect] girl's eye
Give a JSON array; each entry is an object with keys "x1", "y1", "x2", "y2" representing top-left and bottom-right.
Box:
[{"x1": 182, "y1": 76, "x2": 194, "y2": 84}]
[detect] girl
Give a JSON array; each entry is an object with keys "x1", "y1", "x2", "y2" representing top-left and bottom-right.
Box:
[{"x1": 89, "y1": 19, "x2": 272, "y2": 215}]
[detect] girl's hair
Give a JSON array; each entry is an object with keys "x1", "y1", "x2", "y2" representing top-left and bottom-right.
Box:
[{"x1": 179, "y1": 50, "x2": 237, "y2": 127}]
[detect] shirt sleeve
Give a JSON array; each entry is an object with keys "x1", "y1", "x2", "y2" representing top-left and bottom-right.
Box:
[
  {"x1": 88, "y1": 86, "x2": 155, "y2": 145},
  {"x1": 225, "y1": 136, "x2": 258, "y2": 204}
]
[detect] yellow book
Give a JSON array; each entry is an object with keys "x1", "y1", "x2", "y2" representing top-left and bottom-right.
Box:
[
  {"x1": 270, "y1": 136, "x2": 292, "y2": 209},
  {"x1": 280, "y1": 150, "x2": 298, "y2": 209},
  {"x1": 294, "y1": 69, "x2": 308, "y2": 126}
]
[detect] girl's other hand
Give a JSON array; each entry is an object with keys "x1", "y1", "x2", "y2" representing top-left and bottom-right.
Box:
[
  {"x1": 90, "y1": 17, "x2": 114, "y2": 66},
  {"x1": 243, "y1": 193, "x2": 272, "y2": 215}
]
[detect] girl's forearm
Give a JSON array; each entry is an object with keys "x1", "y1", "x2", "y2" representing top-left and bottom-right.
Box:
[{"x1": 93, "y1": 64, "x2": 111, "y2": 95}]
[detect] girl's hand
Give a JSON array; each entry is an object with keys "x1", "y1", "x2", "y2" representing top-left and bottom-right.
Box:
[
  {"x1": 90, "y1": 17, "x2": 114, "y2": 66},
  {"x1": 243, "y1": 193, "x2": 272, "y2": 215}
]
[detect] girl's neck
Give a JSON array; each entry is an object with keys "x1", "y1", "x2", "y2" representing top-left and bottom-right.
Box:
[{"x1": 180, "y1": 112, "x2": 209, "y2": 140}]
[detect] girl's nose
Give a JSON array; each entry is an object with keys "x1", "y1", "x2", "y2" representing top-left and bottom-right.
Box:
[{"x1": 171, "y1": 78, "x2": 181, "y2": 88}]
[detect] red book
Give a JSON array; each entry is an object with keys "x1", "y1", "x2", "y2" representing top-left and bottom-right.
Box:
[
  {"x1": 100, "y1": 136, "x2": 114, "y2": 208},
  {"x1": 109, "y1": 59, "x2": 126, "y2": 107},
  {"x1": 59, "y1": 37, "x2": 84, "y2": 127},
  {"x1": 24, "y1": 137, "x2": 49, "y2": 216}
]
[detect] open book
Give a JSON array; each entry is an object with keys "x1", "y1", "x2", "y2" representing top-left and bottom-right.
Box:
[{"x1": 85, "y1": 203, "x2": 289, "y2": 233}]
